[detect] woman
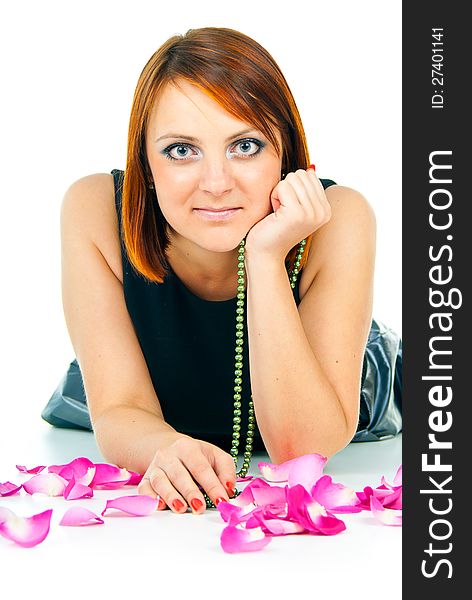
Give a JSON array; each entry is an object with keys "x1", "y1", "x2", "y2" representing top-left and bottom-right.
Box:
[{"x1": 42, "y1": 27, "x2": 402, "y2": 514}]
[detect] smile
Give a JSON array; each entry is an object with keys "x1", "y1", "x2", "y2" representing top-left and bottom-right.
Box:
[{"x1": 193, "y1": 208, "x2": 242, "y2": 221}]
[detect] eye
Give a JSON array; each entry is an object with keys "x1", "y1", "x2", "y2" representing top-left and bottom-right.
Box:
[
  {"x1": 161, "y1": 137, "x2": 265, "y2": 162},
  {"x1": 229, "y1": 138, "x2": 264, "y2": 158},
  {"x1": 162, "y1": 143, "x2": 199, "y2": 161}
]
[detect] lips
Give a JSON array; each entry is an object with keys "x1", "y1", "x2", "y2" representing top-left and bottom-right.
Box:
[
  {"x1": 194, "y1": 207, "x2": 242, "y2": 222},
  {"x1": 196, "y1": 207, "x2": 240, "y2": 212}
]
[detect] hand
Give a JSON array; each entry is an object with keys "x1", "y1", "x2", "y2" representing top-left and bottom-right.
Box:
[
  {"x1": 137, "y1": 434, "x2": 236, "y2": 515},
  {"x1": 245, "y1": 166, "x2": 332, "y2": 260}
]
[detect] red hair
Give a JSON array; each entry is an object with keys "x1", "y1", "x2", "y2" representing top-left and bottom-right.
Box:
[{"x1": 122, "y1": 27, "x2": 313, "y2": 283}]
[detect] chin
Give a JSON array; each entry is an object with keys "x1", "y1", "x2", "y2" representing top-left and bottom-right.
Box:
[
  {"x1": 200, "y1": 238, "x2": 245, "y2": 254},
  {"x1": 196, "y1": 230, "x2": 249, "y2": 253}
]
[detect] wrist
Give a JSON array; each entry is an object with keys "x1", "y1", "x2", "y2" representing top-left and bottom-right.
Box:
[
  {"x1": 243, "y1": 246, "x2": 286, "y2": 269},
  {"x1": 244, "y1": 250, "x2": 289, "y2": 287}
]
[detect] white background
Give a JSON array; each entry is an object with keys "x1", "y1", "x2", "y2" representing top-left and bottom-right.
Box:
[{"x1": 0, "y1": 0, "x2": 401, "y2": 425}]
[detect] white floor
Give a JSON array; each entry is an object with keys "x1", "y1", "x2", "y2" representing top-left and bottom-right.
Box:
[{"x1": 1, "y1": 415, "x2": 402, "y2": 599}]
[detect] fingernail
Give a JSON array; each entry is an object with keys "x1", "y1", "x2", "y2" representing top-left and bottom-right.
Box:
[
  {"x1": 215, "y1": 497, "x2": 226, "y2": 507},
  {"x1": 308, "y1": 164, "x2": 316, "y2": 171},
  {"x1": 190, "y1": 498, "x2": 203, "y2": 511},
  {"x1": 156, "y1": 495, "x2": 166, "y2": 510},
  {"x1": 225, "y1": 481, "x2": 235, "y2": 495},
  {"x1": 172, "y1": 499, "x2": 185, "y2": 511}
]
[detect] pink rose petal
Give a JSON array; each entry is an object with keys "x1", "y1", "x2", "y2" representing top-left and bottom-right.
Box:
[
  {"x1": 370, "y1": 496, "x2": 402, "y2": 526},
  {"x1": 258, "y1": 453, "x2": 327, "y2": 488},
  {"x1": 7, "y1": 453, "x2": 402, "y2": 553},
  {"x1": 220, "y1": 523, "x2": 272, "y2": 553},
  {"x1": 287, "y1": 454, "x2": 328, "y2": 491},
  {"x1": 63, "y1": 478, "x2": 94, "y2": 500},
  {"x1": 218, "y1": 502, "x2": 253, "y2": 524},
  {"x1": 48, "y1": 456, "x2": 92, "y2": 475},
  {"x1": 229, "y1": 477, "x2": 271, "y2": 508},
  {"x1": 223, "y1": 457, "x2": 402, "y2": 551},
  {"x1": 91, "y1": 464, "x2": 132, "y2": 489},
  {"x1": 217, "y1": 498, "x2": 259, "y2": 524},
  {"x1": 0, "y1": 481, "x2": 22, "y2": 496},
  {"x1": 380, "y1": 476, "x2": 393, "y2": 490},
  {"x1": 0, "y1": 508, "x2": 52, "y2": 547},
  {"x1": 356, "y1": 479, "x2": 402, "y2": 511},
  {"x1": 49, "y1": 457, "x2": 96, "y2": 486},
  {"x1": 245, "y1": 508, "x2": 305, "y2": 535},
  {"x1": 376, "y1": 475, "x2": 403, "y2": 508},
  {"x1": 251, "y1": 483, "x2": 287, "y2": 512},
  {"x1": 225, "y1": 478, "x2": 291, "y2": 522},
  {"x1": 393, "y1": 465, "x2": 402, "y2": 486},
  {"x1": 380, "y1": 487, "x2": 402, "y2": 510},
  {"x1": 0, "y1": 507, "x2": 14, "y2": 524},
  {"x1": 217, "y1": 462, "x2": 348, "y2": 546},
  {"x1": 126, "y1": 471, "x2": 143, "y2": 485},
  {"x1": 22, "y1": 473, "x2": 68, "y2": 496},
  {"x1": 236, "y1": 475, "x2": 253, "y2": 482},
  {"x1": 286, "y1": 484, "x2": 346, "y2": 535},
  {"x1": 16, "y1": 464, "x2": 46, "y2": 474},
  {"x1": 101, "y1": 494, "x2": 158, "y2": 517},
  {"x1": 59, "y1": 507, "x2": 104, "y2": 526},
  {"x1": 254, "y1": 516, "x2": 305, "y2": 536},
  {"x1": 258, "y1": 457, "x2": 298, "y2": 482},
  {"x1": 310, "y1": 512, "x2": 347, "y2": 535},
  {"x1": 356, "y1": 486, "x2": 373, "y2": 510},
  {"x1": 311, "y1": 475, "x2": 361, "y2": 513}
]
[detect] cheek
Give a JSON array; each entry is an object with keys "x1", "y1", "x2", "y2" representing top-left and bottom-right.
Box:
[
  {"x1": 155, "y1": 172, "x2": 193, "y2": 206},
  {"x1": 249, "y1": 177, "x2": 278, "y2": 210}
]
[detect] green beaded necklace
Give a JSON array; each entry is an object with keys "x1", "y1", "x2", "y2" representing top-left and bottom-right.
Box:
[{"x1": 202, "y1": 236, "x2": 307, "y2": 508}]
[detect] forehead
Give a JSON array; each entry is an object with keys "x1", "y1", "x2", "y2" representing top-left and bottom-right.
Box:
[
  {"x1": 148, "y1": 79, "x2": 282, "y2": 145},
  {"x1": 149, "y1": 80, "x2": 248, "y2": 133}
]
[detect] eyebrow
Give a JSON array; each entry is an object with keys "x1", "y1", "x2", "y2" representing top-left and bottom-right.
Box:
[{"x1": 154, "y1": 128, "x2": 260, "y2": 144}]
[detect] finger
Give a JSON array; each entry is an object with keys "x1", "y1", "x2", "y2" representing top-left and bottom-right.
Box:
[
  {"x1": 306, "y1": 168, "x2": 332, "y2": 215},
  {"x1": 204, "y1": 445, "x2": 238, "y2": 498},
  {"x1": 181, "y1": 447, "x2": 232, "y2": 507},
  {"x1": 145, "y1": 464, "x2": 193, "y2": 514},
  {"x1": 286, "y1": 170, "x2": 315, "y2": 208},
  {"x1": 284, "y1": 171, "x2": 321, "y2": 227},
  {"x1": 273, "y1": 175, "x2": 306, "y2": 217},
  {"x1": 297, "y1": 170, "x2": 331, "y2": 225},
  {"x1": 159, "y1": 458, "x2": 211, "y2": 515},
  {"x1": 137, "y1": 476, "x2": 167, "y2": 510}
]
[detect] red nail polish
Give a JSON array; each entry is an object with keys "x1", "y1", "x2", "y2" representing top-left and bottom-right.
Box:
[
  {"x1": 226, "y1": 482, "x2": 235, "y2": 494},
  {"x1": 215, "y1": 497, "x2": 226, "y2": 506},
  {"x1": 309, "y1": 164, "x2": 316, "y2": 172},
  {"x1": 172, "y1": 499, "x2": 185, "y2": 511},
  {"x1": 191, "y1": 498, "x2": 203, "y2": 511}
]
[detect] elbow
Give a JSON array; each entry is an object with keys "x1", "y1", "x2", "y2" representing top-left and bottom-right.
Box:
[
  {"x1": 270, "y1": 442, "x2": 347, "y2": 465},
  {"x1": 268, "y1": 420, "x2": 356, "y2": 465}
]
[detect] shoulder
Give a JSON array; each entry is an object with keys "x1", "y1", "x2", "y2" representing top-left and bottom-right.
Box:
[
  {"x1": 323, "y1": 184, "x2": 376, "y2": 223},
  {"x1": 61, "y1": 173, "x2": 115, "y2": 218},
  {"x1": 302, "y1": 185, "x2": 376, "y2": 287},
  {"x1": 61, "y1": 172, "x2": 123, "y2": 282},
  {"x1": 320, "y1": 184, "x2": 375, "y2": 264}
]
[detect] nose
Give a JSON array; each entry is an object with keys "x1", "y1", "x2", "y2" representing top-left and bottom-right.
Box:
[{"x1": 198, "y1": 157, "x2": 234, "y2": 196}]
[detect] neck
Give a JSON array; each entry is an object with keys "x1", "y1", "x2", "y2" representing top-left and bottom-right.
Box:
[{"x1": 166, "y1": 231, "x2": 242, "y2": 284}]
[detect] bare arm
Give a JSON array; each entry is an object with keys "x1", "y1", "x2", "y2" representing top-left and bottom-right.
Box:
[
  {"x1": 245, "y1": 186, "x2": 376, "y2": 463},
  {"x1": 60, "y1": 174, "x2": 175, "y2": 471},
  {"x1": 93, "y1": 406, "x2": 183, "y2": 475},
  {"x1": 60, "y1": 174, "x2": 236, "y2": 511}
]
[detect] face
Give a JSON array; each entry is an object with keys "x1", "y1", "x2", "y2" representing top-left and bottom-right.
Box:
[{"x1": 145, "y1": 79, "x2": 283, "y2": 257}]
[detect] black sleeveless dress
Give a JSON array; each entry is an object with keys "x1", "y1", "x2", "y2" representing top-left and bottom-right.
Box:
[
  {"x1": 42, "y1": 169, "x2": 402, "y2": 448},
  {"x1": 112, "y1": 169, "x2": 338, "y2": 452}
]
